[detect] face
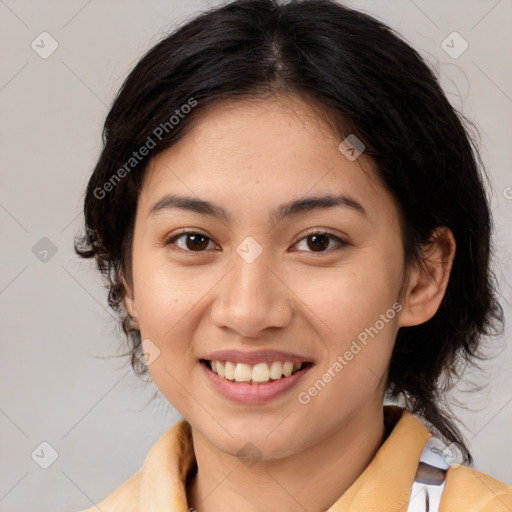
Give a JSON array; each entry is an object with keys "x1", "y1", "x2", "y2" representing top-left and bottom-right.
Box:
[{"x1": 124, "y1": 94, "x2": 408, "y2": 459}]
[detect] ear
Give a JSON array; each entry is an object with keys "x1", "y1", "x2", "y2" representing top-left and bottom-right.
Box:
[
  {"x1": 122, "y1": 275, "x2": 140, "y2": 330},
  {"x1": 398, "y1": 227, "x2": 456, "y2": 327}
]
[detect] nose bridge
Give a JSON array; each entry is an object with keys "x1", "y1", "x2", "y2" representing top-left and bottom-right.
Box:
[
  {"x1": 231, "y1": 247, "x2": 272, "y2": 299},
  {"x1": 210, "y1": 242, "x2": 292, "y2": 335}
]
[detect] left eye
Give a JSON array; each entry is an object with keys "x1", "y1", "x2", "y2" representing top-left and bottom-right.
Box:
[
  {"x1": 165, "y1": 231, "x2": 347, "y2": 254},
  {"x1": 293, "y1": 232, "x2": 347, "y2": 253},
  {"x1": 166, "y1": 232, "x2": 218, "y2": 252}
]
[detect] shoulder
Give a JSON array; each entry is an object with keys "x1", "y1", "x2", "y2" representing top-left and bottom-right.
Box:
[
  {"x1": 441, "y1": 464, "x2": 512, "y2": 511},
  {"x1": 75, "y1": 419, "x2": 193, "y2": 512},
  {"x1": 400, "y1": 415, "x2": 512, "y2": 512},
  {"x1": 79, "y1": 470, "x2": 142, "y2": 512}
]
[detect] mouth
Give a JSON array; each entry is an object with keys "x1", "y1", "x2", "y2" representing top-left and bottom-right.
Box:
[{"x1": 200, "y1": 359, "x2": 314, "y2": 385}]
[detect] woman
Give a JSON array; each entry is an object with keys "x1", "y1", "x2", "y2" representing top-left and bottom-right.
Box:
[{"x1": 75, "y1": 0, "x2": 511, "y2": 510}]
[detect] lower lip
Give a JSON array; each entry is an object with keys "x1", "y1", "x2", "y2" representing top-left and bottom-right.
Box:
[{"x1": 200, "y1": 361, "x2": 312, "y2": 404}]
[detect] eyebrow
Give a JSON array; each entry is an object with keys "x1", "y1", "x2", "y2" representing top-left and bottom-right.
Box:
[{"x1": 148, "y1": 193, "x2": 367, "y2": 224}]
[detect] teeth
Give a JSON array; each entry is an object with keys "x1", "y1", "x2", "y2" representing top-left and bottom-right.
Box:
[
  {"x1": 214, "y1": 360, "x2": 225, "y2": 378},
  {"x1": 251, "y1": 362, "x2": 270, "y2": 382},
  {"x1": 269, "y1": 361, "x2": 283, "y2": 379},
  {"x1": 224, "y1": 361, "x2": 236, "y2": 380},
  {"x1": 234, "y1": 363, "x2": 252, "y2": 382},
  {"x1": 282, "y1": 361, "x2": 294, "y2": 377},
  {"x1": 208, "y1": 360, "x2": 306, "y2": 383}
]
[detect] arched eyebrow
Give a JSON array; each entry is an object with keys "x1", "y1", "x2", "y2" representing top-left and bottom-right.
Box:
[{"x1": 148, "y1": 193, "x2": 367, "y2": 224}]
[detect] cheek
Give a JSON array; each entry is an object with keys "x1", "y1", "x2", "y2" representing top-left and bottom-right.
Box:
[
  {"x1": 132, "y1": 250, "x2": 203, "y2": 337},
  {"x1": 135, "y1": 276, "x2": 181, "y2": 336},
  {"x1": 301, "y1": 250, "x2": 402, "y2": 383},
  {"x1": 308, "y1": 256, "x2": 401, "y2": 334},
  {"x1": 130, "y1": 251, "x2": 219, "y2": 374},
  {"x1": 132, "y1": 259, "x2": 204, "y2": 407}
]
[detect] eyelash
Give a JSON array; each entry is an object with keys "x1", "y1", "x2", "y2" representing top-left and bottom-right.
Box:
[{"x1": 163, "y1": 229, "x2": 349, "y2": 256}]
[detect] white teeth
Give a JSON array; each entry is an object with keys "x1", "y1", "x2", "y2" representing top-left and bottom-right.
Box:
[
  {"x1": 269, "y1": 361, "x2": 283, "y2": 379},
  {"x1": 215, "y1": 360, "x2": 225, "y2": 378},
  {"x1": 234, "y1": 363, "x2": 252, "y2": 382},
  {"x1": 208, "y1": 360, "x2": 307, "y2": 383},
  {"x1": 251, "y1": 362, "x2": 270, "y2": 382},
  {"x1": 282, "y1": 361, "x2": 293, "y2": 377},
  {"x1": 224, "y1": 361, "x2": 236, "y2": 380}
]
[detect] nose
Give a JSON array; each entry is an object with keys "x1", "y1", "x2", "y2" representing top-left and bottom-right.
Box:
[{"x1": 209, "y1": 249, "x2": 293, "y2": 338}]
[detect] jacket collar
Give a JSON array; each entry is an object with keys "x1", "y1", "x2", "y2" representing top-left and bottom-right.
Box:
[{"x1": 138, "y1": 405, "x2": 431, "y2": 511}]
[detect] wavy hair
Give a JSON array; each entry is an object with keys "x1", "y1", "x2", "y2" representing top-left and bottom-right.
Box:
[{"x1": 75, "y1": 0, "x2": 504, "y2": 464}]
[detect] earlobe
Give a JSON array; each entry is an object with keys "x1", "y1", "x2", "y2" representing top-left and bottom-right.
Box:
[
  {"x1": 121, "y1": 276, "x2": 140, "y2": 329},
  {"x1": 398, "y1": 227, "x2": 456, "y2": 328}
]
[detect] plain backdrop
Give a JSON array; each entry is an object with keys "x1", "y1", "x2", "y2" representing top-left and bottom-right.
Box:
[{"x1": 1, "y1": 1, "x2": 511, "y2": 511}]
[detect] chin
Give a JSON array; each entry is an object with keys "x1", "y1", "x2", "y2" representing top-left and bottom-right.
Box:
[{"x1": 200, "y1": 420, "x2": 308, "y2": 461}]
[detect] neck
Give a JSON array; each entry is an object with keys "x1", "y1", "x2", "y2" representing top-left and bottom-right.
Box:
[{"x1": 187, "y1": 403, "x2": 388, "y2": 512}]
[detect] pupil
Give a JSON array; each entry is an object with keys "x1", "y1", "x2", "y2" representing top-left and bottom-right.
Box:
[
  {"x1": 187, "y1": 234, "x2": 208, "y2": 251},
  {"x1": 309, "y1": 234, "x2": 329, "y2": 251}
]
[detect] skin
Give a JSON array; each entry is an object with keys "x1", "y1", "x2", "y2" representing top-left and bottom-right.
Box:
[{"x1": 123, "y1": 93, "x2": 456, "y2": 512}]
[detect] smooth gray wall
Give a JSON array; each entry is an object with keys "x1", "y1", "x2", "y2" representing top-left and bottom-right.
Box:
[{"x1": 1, "y1": 1, "x2": 511, "y2": 511}]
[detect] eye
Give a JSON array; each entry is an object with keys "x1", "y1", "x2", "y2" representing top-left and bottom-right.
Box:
[
  {"x1": 164, "y1": 230, "x2": 349, "y2": 255},
  {"x1": 165, "y1": 231, "x2": 218, "y2": 252},
  {"x1": 293, "y1": 231, "x2": 349, "y2": 254}
]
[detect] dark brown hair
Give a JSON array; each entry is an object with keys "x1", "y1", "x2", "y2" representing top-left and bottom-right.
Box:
[{"x1": 75, "y1": 0, "x2": 504, "y2": 464}]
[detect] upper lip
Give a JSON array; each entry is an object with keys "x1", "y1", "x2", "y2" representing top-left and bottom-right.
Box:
[{"x1": 201, "y1": 349, "x2": 314, "y2": 365}]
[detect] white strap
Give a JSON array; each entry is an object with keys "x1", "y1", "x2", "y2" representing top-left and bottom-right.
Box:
[
  {"x1": 406, "y1": 437, "x2": 454, "y2": 512},
  {"x1": 407, "y1": 481, "x2": 446, "y2": 512}
]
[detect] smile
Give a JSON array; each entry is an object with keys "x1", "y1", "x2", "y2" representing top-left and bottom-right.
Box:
[{"x1": 201, "y1": 359, "x2": 311, "y2": 384}]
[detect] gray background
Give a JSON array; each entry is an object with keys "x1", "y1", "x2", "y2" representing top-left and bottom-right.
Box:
[{"x1": 0, "y1": 1, "x2": 511, "y2": 511}]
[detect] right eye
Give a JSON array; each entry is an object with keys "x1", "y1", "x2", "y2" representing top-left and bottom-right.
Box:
[{"x1": 164, "y1": 231, "x2": 219, "y2": 252}]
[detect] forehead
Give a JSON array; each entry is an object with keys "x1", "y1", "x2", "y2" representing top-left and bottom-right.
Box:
[{"x1": 138, "y1": 94, "x2": 396, "y2": 224}]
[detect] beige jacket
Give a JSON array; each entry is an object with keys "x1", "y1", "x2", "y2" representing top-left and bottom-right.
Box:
[{"x1": 82, "y1": 406, "x2": 512, "y2": 511}]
